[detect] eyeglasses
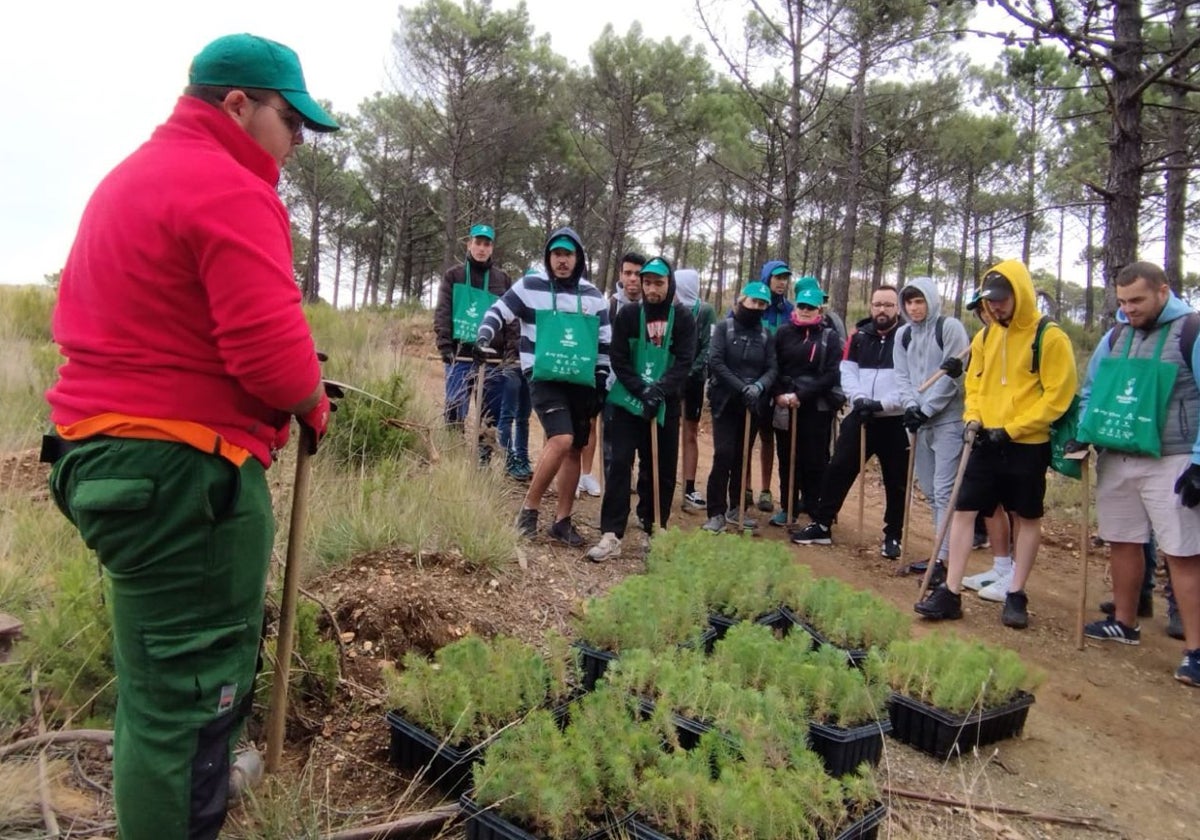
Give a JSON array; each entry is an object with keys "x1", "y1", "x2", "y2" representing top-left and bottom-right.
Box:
[
  {"x1": 871, "y1": 302, "x2": 897, "y2": 310},
  {"x1": 247, "y1": 95, "x2": 305, "y2": 137}
]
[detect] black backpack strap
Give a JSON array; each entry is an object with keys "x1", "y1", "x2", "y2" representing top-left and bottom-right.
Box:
[
  {"x1": 935, "y1": 315, "x2": 945, "y2": 350},
  {"x1": 1031, "y1": 315, "x2": 1053, "y2": 375},
  {"x1": 1181, "y1": 311, "x2": 1200, "y2": 373}
]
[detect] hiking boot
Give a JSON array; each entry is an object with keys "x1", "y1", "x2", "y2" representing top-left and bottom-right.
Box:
[
  {"x1": 586, "y1": 532, "x2": 621, "y2": 562},
  {"x1": 515, "y1": 508, "x2": 539, "y2": 538},
  {"x1": 577, "y1": 473, "x2": 601, "y2": 497},
  {"x1": 701, "y1": 514, "x2": 726, "y2": 533},
  {"x1": 880, "y1": 536, "x2": 901, "y2": 559},
  {"x1": 1084, "y1": 616, "x2": 1141, "y2": 645},
  {"x1": 548, "y1": 516, "x2": 585, "y2": 547},
  {"x1": 963, "y1": 566, "x2": 1004, "y2": 592},
  {"x1": 726, "y1": 509, "x2": 758, "y2": 530},
  {"x1": 1167, "y1": 609, "x2": 1184, "y2": 640},
  {"x1": 978, "y1": 570, "x2": 1015, "y2": 603},
  {"x1": 681, "y1": 490, "x2": 705, "y2": 513},
  {"x1": 791, "y1": 522, "x2": 832, "y2": 546},
  {"x1": 1002, "y1": 590, "x2": 1030, "y2": 629},
  {"x1": 914, "y1": 584, "x2": 963, "y2": 620},
  {"x1": 1175, "y1": 649, "x2": 1200, "y2": 687},
  {"x1": 756, "y1": 491, "x2": 774, "y2": 512},
  {"x1": 1099, "y1": 594, "x2": 1154, "y2": 619}
]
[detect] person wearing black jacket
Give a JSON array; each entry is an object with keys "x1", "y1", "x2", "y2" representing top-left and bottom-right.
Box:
[
  {"x1": 702, "y1": 282, "x2": 778, "y2": 533},
  {"x1": 768, "y1": 285, "x2": 844, "y2": 528},
  {"x1": 587, "y1": 257, "x2": 696, "y2": 561}
]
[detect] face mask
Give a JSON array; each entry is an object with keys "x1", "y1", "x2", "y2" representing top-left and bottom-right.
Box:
[{"x1": 735, "y1": 304, "x2": 764, "y2": 327}]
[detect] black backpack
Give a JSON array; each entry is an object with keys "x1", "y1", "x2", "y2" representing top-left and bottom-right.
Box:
[
  {"x1": 1106, "y1": 311, "x2": 1199, "y2": 372},
  {"x1": 900, "y1": 315, "x2": 945, "y2": 351}
]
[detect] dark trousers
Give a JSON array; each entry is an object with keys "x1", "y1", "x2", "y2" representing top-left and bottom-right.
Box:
[
  {"x1": 813, "y1": 412, "x2": 910, "y2": 539},
  {"x1": 773, "y1": 405, "x2": 833, "y2": 518},
  {"x1": 707, "y1": 406, "x2": 751, "y2": 518},
  {"x1": 600, "y1": 404, "x2": 680, "y2": 536}
]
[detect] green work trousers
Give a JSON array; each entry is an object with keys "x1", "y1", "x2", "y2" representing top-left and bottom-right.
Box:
[{"x1": 50, "y1": 438, "x2": 273, "y2": 840}]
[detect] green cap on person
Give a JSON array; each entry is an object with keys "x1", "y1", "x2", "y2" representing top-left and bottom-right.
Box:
[
  {"x1": 189, "y1": 33, "x2": 339, "y2": 132},
  {"x1": 547, "y1": 236, "x2": 576, "y2": 253},
  {"x1": 794, "y1": 285, "x2": 825, "y2": 308},
  {"x1": 640, "y1": 258, "x2": 670, "y2": 277},
  {"x1": 769, "y1": 263, "x2": 793, "y2": 277},
  {"x1": 742, "y1": 281, "x2": 772, "y2": 303},
  {"x1": 793, "y1": 275, "x2": 829, "y2": 303},
  {"x1": 469, "y1": 223, "x2": 494, "y2": 240}
]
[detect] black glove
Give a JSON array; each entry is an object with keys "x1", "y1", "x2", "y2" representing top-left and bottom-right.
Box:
[
  {"x1": 741, "y1": 381, "x2": 764, "y2": 408},
  {"x1": 1175, "y1": 463, "x2": 1200, "y2": 508},
  {"x1": 640, "y1": 385, "x2": 665, "y2": 420},
  {"x1": 591, "y1": 374, "x2": 608, "y2": 417},
  {"x1": 902, "y1": 406, "x2": 929, "y2": 433},
  {"x1": 855, "y1": 398, "x2": 883, "y2": 418},
  {"x1": 978, "y1": 427, "x2": 1010, "y2": 448},
  {"x1": 440, "y1": 350, "x2": 455, "y2": 365},
  {"x1": 963, "y1": 420, "x2": 981, "y2": 444},
  {"x1": 940, "y1": 356, "x2": 964, "y2": 379}
]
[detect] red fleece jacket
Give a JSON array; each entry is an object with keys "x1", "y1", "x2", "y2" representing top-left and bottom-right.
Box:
[{"x1": 48, "y1": 96, "x2": 321, "y2": 466}]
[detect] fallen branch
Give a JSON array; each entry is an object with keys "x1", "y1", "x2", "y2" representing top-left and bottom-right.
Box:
[
  {"x1": 299, "y1": 585, "x2": 347, "y2": 662},
  {"x1": 321, "y1": 804, "x2": 459, "y2": 840},
  {"x1": 883, "y1": 785, "x2": 1118, "y2": 832},
  {"x1": 33, "y1": 670, "x2": 61, "y2": 839},
  {"x1": 0, "y1": 729, "x2": 113, "y2": 760},
  {"x1": 384, "y1": 418, "x2": 440, "y2": 464}
]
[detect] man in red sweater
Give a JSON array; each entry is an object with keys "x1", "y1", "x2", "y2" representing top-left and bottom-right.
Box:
[{"x1": 44, "y1": 34, "x2": 337, "y2": 840}]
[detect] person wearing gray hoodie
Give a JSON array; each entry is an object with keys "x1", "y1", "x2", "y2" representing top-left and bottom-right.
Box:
[
  {"x1": 674, "y1": 268, "x2": 717, "y2": 511},
  {"x1": 892, "y1": 277, "x2": 971, "y2": 576}
]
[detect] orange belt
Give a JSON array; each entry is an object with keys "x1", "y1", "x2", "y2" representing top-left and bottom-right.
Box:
[{"x1": 56, "y1": 413, "x2": 252, "y2": 466}]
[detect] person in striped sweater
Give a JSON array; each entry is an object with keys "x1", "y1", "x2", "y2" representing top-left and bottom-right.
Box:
[{"x1": 476, "y1": 227, "x2": 612, "y2": 546}]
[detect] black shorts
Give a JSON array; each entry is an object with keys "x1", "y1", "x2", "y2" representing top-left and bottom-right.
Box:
[
  {"x1": 956, "y1": 441, "x2": 1052, "y2": 520},
  {"x1": 530, "y1": 380, "x2": 593, "y2": 449},
  {"x1": 683, "y1": 376, "x2": 705, "y2": 422}
]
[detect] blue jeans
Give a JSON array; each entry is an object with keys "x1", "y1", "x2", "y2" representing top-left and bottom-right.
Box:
[
  {"x1": 444, "y1": 360, "x2": 505, "y2": 432},
  {"x1": 499, "y1": 367, "x2": 531, "y2": 460}
]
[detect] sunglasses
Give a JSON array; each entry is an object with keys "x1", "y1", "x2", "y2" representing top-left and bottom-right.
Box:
[{"x1": 247, "y1": 95, "x2": 305, "y2": 136}]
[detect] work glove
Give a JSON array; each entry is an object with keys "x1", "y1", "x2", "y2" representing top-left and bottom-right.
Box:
[
  {"x1": 298, "y1": 381, "x2": 343, "y2": 455},
  {"x1": 962, "y1": 420, "x2": 982, "y2": 444},
  {"x1": 940, "y1": 356, "x2": 964, "y2": 379},
  {"x1": 472, "y1": 334, "x2": 496, "y2": 361},
  {"x1": 855, "y1": 398, "x2": 884, "y2": 418},
  {"x1": 977, "y1": 427, "x2": 1010, "y2": 448},
  {"x1": 902, "y1": 406, "x2": 929, "y2": 433},
  {"x1": 1175, "y1": 463, "x2": 1200, "y2": 508},
  {"x1": 440, "y1": 350, "x2": 455, "y2": 365},
  {"x1": 639, "y1": 385, "x2": 665, "y2": 420},
  {"x1": 741, "y1": 381, "x2": 764, "y2": 408}
]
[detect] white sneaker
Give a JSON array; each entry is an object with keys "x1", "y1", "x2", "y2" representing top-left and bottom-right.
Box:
[
  {"x1": 577, "y1": 473, "x2": 601, "y2": 497},
  {"x1": 962, "y1": 567, "x2": 1002, "y2": 592},
  {"x1": 586, "y1": 532, "x2": 621, "y2": 562},
  {"x1": 978, "y1": 571, "x2": 1014, "y2": 603}
]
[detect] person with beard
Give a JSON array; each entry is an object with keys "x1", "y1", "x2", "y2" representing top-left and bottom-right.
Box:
[
  {"x1": 476, "y1": 228, "x2": 611, "y2": 546},
  {"x1": 434, "y1": 223, "x2": 513, "y2": 460},
  {"x1": 915, "y1": 262, "x2": 1077, "y2": 629},
  {"x1": 767, "y1": 283, "x2": 844, "y2": 528},
  {"x1": 702, "y1": 282, "x2": 778, "y2": 533},
  {"x1": 587, "y1": 258, "x2": 696, "y2": 560},
  {"x1": 674, "y1": 268, "x2": 717, "y2": 512},
  {"x1": 792, "y1": 285, "x2": 910, "y2": 557}
]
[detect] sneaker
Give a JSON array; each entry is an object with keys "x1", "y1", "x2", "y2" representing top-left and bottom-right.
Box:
[
  {"x1": 548, "y1": 517, "x2": 585, "y2": 548},
  {"x1": 1099, "y1": 594, "x2": 1154, "y2": 619},
  {"x1": 744, "y1": 489, "x2": 754, "y2": 509},
  {"x1": 756, "y1": 491, "x2": 774, "y2": 512},
  {"x1": 725, "y1": 509, "x2": 758, "y2": 530},
  {"x1": 586, "y1": 532, "x2": 621, "y2": 562},
  {"x1": 963, "y1": 567, "x2": 1003, "y2": 592},
  {"x1": 515, "y1": 508, "x2": 538, "y2": 538},
  {"x1": 638, "y1": 518, "x2": 654, "y2": 535},
  {"x1": 972, "y1": 532, "x2": 990, "y2": 550},
  {"x1": 1167, "y1": 609, "x2": 1184, "y2": 640},
  {"x1": 769, "y1": 510, "x2": 790, "y2": 527},
  {"x1": 791, "y1": 522, "x2": 832, "y2": 545},
  {"x1": 1083, "y1": 616, "x2": 1141, "y2": 645},
  {"x1": 1175, "y1": 649, "x2": 1200, "y2": 687},
  {"x1": 880, "y1": 536, "x2": 901, "y2": 559},
  {"x1": 978, "y1": 571, "x2": 1014, "y2": 603},
  {"x1": 701, "y1": 514, "x2": 726, "y2": 533},
  {"x1": 577, "y1": 473, "x2": 601, "y2": 497},
  {"x1": 515, "y1": 456, "x2": 534, "y2": 479},
  {"x1": 681, "y1": 490, "x2": 705, "y2": 513},
  {"x1": 927, "y1": 560, "x2": 947, "y2": 590},
  {"x1": 914, "y1": 584, "x2": 963, "y2": 620},
  {"x1": 1002, "y1": 590, "x2": 1030, "y2": 629}
]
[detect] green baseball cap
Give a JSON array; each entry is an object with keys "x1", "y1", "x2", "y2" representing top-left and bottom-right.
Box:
[
  {"x1": 742, "y1": 281, "x2": 772, "y2": 303},
  {"x1": 769, "y1": 263, "x2": 793, "y2": 277},
  {"x1": 793, "y1": 275, "x2": 829, "y2": 303},
  {"x1": 469, "y1": 224, "x2": 494, "y2": 240},
  {"x1": 640, "y1": 258, "x2": 670, "y2": 277},
  {"x1": 189, "y1": 33, "x2": 339, "y2": 132},
  {"x1": 794, "y1": 286, "x2": 825, "y2": 308},
  {"x1": 547, "y1": 236, "x2": 576, "y2": 253}
]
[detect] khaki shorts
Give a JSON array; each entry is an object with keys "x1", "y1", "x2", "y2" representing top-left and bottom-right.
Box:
[{"x1": 1096, "y1": 451, "x2": 1200, "y2": 556}]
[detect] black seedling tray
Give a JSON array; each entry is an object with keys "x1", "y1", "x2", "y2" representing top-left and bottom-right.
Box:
[
  {"x1": 459, "y1": 793, "x2": 631, "y2": 840},
  {"x1": 628, "y1": 801, "x2": 886, "y2": 840},
  {"x1": 808, "y1": 719, "x2": 890, "y2": 777},
  {"x1": 887, "y1": 690, "x2": 1035, "y2": 759}
]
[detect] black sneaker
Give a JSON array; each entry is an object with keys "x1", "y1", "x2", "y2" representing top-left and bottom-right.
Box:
[
  {"x1": 791, "y1": 522, "x2": 832, "y2": 545},
  {"x1": 548, "y1": 516, "x2": 585, "y2": 548},
  {"x1": 914, "y1": 584, "x2": 962, "y2": 620},
  {"x1": 1099, "y1": 594, "x2": 1154, "y2": 619},
  {"x1": 1168, "y1": 609, "x2": 1184, "y2": 640},
  {"x1": 1083, "y1": 616, "x2": 1141, "y2": 645},
  {"x1": 927, "y1": 560, "x2": 947, "y2": 590},
  {"x1": 1002, "y1": 590, "x2": 1030, "y2": 629},
  {"x1": 515, "y1": 508, "x2": 538, "y2": 538},
  {"x1": 881, "y1": 536, "x2": 901, "y2": 559}
]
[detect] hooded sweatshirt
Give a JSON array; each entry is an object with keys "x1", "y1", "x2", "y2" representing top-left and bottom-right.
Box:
[
  {"x1": 610, "y1": 259, "x2": 697, "y2": 404},
  {"x1": 674, "y1": 269, "x2": 716, "y2": 378},
  {"x1": 758, "y1": 260, "x2": 795, "y2": 332},
  {"x1": 476, "y1": 226, "x2": 611, "y2": 380},
  {"x1": 1080, "y1": 291, "x2": 1200, "y2": 462},
  {"x1": 893, "y1": 277, "x2": 970, "y2": 426},
  {"x1": 963, "y1": 259, "x2": 1078, "y2": 443}
]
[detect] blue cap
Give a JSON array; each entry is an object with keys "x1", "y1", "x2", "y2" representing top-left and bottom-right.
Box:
[{"x1": 469, "y1": 224, "x2": 494, "y2": 240}]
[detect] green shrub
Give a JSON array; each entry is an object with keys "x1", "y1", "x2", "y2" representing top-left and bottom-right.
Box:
[
  {"x1": 255, "y1": 599, "x2": 340, "y2": 710},
  {"x1": 0, "y1": 286, "x2": 55, "y2": 342},
  {"x1": 321, "y1": 372, "x2": 415, "y2": 467}
]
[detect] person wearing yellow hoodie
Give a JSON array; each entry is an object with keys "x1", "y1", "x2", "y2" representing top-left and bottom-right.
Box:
[{"x1": 916, "y1": 260, "x2": 1078, "y2": 628}]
